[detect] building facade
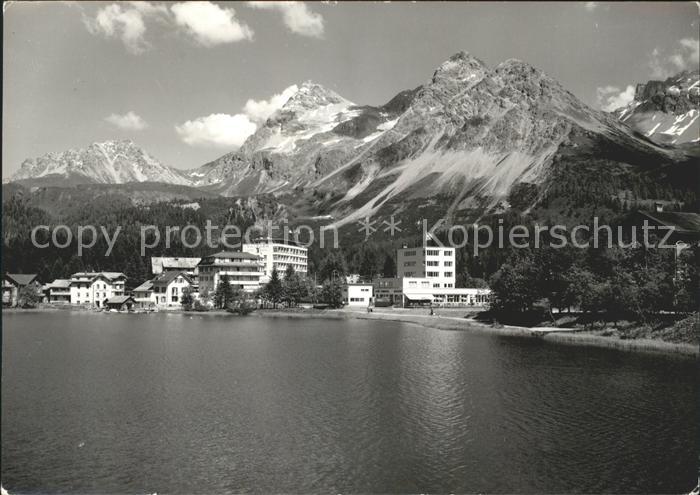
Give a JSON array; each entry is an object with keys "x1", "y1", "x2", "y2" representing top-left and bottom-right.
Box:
[
  {"x1": 397, "y1": 246, "x2": 456, "y2": 288},
  {"x1": 2, "y1": 274, "x2": 40, "y2": 307},
  {"x1": 133, "y1": 271, "x2": 195, "y2": 309},
  {"x1": 68, "y1": 272, "x2": 127, "y2": 307},
  {"x1": 343, "y1": 284, "x2": 374, "y2": 307},
  {"x1": 133, "y1": 280, "x2": 155, "y2": 309},
  {"x1": 373, "y1": 277, "x2": 403, "y2": 305},
  {"x1": 401, "y1": 277, "x2": 491, "y2": 307},
  {"x1": 151, "y1": 271, "x2": 194, "y2": 307},
  {"x1": 242, "y1": 237, "x2": 308, "y2": 282},
  {"x1": 373, "y1": 243, "x2": 492, "y2": 308},
  {"x1": 44, "y1": 279, "x2": 72, "y2": 304},
  {"x1": 197, "y1": 251, "x2": 265, "y2": 294}
]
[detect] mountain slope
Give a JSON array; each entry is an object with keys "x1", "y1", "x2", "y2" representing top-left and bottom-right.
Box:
[
  {"x1": 8, "y1": 53, "x2": 697, "y2": 230},
  {"x1": 615, "y1": 70, "x2": 700, "y2": 145},
  {"x1": 10, "y1": 140, "x2": 191, "y2": 187},
  {"x1": 186, "y1": 81, "x2": 418, "y2": 196},
  {"x1": 298, "y1": 53, "x2": 686, "y2": 226},
  {"x1": 182, "y1": 52, "x2": 696, "y2": 228}
]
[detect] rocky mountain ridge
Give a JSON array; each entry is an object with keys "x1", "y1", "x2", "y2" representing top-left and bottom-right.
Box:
[
  {"x1": 615, "y1": 70, "x2": 699, "y2": 145},
  {"x1": 8, "y1": 52, "x2": 697, "y2": 227},
  {"x1": 10, "y1": 140, "x2": 191, "y2": 187}
]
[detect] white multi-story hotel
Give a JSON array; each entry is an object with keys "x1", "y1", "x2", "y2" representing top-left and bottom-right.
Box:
[
  {"x1": 373, "y1": 243, "x2": 491, "y2": 308},
  {"x1": 197, "y1": 251, "x2": 265, "y2": 294},
  {"x1": 397, "y1": 246, "x2": 456, "y2": 288},
  {"x1": 242, "y1": 237, "x2": 308, "y2": 282},
  {"x1": 68, "y1": 272, "x2": 127, "y2": 307}
]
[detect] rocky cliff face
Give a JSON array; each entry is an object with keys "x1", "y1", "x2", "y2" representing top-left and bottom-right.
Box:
[
  {"x1": 11, "y1": 140, "x2": 191, "y2": 186},
  {"x1": 299, "y1": 52, "x2": 674, "y2": 226},
  {"x1": 616, "y1": 71, "x2": 699, "y2": 145}
]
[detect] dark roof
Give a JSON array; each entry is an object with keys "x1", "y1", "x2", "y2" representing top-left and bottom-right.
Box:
[
  {"x1": 5, "y1": 274, "x2": 38, "y2": 286},
  {"x1": 151, "y1": 271, "x2": 192, "y2": 286},
  {"x1": 133, "y1": 280, "x2": 154, "y2": 292},
  {"x1": 104, "y1": 296, "x2": 135, "y2": 304},
  {"x1": 199, "y1": 251, "x2": 261, "y2": 262},
  {"x1": 70, "y1": 272, "x2": 126, "y2": 281},
  {"x1": 151, "y1": 257, "x2": 201, "y2": 272},
  {"x1": 638, "y1": 211, "x2": 700, "y2": 234},
  {"x1": 47, "y1": 279, "x2": 71, "y2": 289}
]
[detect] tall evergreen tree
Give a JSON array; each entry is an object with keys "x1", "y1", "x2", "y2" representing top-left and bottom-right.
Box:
[
  {"x1": 382, "y1": 254, "x2": 395, "y2": 278},
  {"x1": 214, "y1": 274, "x2": 234, "y2": 309},
  {"x1": 264, "y1": 267, "x2": 284, "y2": 308}
]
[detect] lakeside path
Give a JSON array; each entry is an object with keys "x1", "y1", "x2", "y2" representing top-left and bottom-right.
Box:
[{"x1": 255, "y1": 308, "x2": 699, "y2": 358}]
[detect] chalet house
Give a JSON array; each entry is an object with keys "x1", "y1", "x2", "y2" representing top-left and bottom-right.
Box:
[
  {"x1": 133, "y1": 271, "x2": 194, "y2": 309},
  {"x1": 68, "y1": 272, "x2": 127, "y2": 307},
  {"x1": 103, "y1": 295, "x2": 136, "y2": 311},
  {"x1": 44, "y1": 279, "x2": 72, "y2": 304},
  {"x1": 151, "y1": 271, "x2": 194, "y2": 307},
  {"x1": 2, "y1": 274, "x2": 40, "y2": 307},
  {"x1": 133, "y1": 280, "x2": 155, "y2": 309}
]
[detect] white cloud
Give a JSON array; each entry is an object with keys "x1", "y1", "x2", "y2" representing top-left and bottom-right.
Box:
[
  {"x1": 247, "y1": 1, "x2": 324, "y2": 38},
  {"x1": 649, "y1": 38, "x2": 700, "y2": 78},
  {"x1": 83, "y1": 1, "x2": 251, "y2": 53},
  {"x1": 105, "y1": 111, "x2": 149, "y2": 130},
  {"x1": 170, "y1": 2, "x2": 253, "y2": 46},
  {"x1": 127, "y1": 1, "x2": 168, "y2": 15},
  {"x1": 176, "y1": 113, "x2": 258, "y2": 148},
  {"x1": 584, "y1": 2, "x2": 598, "y2": 12},
  {"x1": 243, "y1": 84, "x2": 299, "y2": 122},
  {"x1": 176, "y1": 84, "x2": 299, "y2": 148},
  {"x1": 596, "y1": 85, "x2": 635, "y2": 112},
  {"x1": 84, "y1": 3, "x2": 151, "y2": 54},
  {"x1": 678, "y1": 37, "x2": 699, "y2": 66}
]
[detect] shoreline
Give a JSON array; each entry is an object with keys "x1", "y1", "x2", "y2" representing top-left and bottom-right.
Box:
[
  {"x1": 4, "y1": 306, "x2": 696, "y2": 357},
  {"x1": 254, "y1": 308, "x2": 699, "y2": 358}
]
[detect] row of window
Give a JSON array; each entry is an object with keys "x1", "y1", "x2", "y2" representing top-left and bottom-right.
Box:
[
  {"x1": 400, "y1": 249, "x2": 454, "y2": 257},
  {"x1": 426, "y1": 271, "x2": 453, "y2": 278}
]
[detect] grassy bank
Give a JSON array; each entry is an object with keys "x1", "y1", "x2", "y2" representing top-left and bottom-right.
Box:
[{"x1": 255, "y1": 308, "x2": 699, "y2": 357}]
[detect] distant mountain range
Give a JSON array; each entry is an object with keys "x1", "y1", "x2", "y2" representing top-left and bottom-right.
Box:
[
  {"x1": 10, "y1": 140, "x2": 190, "y2": 187},
  {"x1": 7, "y1": 52, "x2": 698, "y2": 225}
]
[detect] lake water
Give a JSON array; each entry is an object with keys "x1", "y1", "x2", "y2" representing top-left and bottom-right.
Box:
[{"x1": 1, "y1": 312, "x2": 697, "y2": 494}]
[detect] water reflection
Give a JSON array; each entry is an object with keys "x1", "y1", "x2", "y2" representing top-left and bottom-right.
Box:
[{"x1": 2, "y1": 313, "x2": 696, "y2": 494}]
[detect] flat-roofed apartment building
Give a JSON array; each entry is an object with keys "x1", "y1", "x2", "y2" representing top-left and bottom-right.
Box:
[
  {"x1": 197, "y1": 251, "x2": 265, "y2": 294},
  {"x1": 375, "y1": 243, "x2": 491, "y2": 308},
  {"x1": 242, "y1": 237, "x2": 308, "y2": 282},
  {"x1": 397, "y1": 246, "x2": 456, "y2": 288}
]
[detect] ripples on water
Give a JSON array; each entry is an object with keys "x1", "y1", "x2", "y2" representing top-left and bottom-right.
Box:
[{"x1": 1, "y1": 312, "x2": 697, "y2": 493}]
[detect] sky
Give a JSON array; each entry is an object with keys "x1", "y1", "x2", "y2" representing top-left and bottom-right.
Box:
[{"x1": 3, "y1": 1, "x2": 699, "y2": 177}]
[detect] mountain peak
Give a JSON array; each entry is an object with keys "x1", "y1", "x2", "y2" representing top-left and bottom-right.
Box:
[
  {"x1": 494, "y1": 58, "x2": 547, "y2": 78},
  {"x1": 432, "y1": 51, "x2": 488, "y2": 85},
  {"x1": 282, "y1": 81, "x2": 350, "y2": 112}
]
